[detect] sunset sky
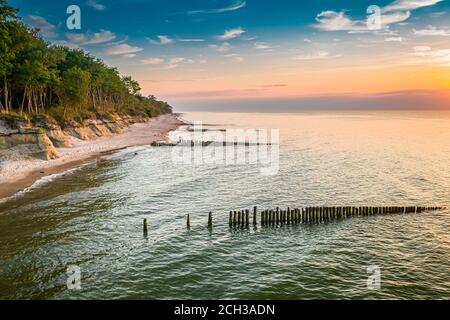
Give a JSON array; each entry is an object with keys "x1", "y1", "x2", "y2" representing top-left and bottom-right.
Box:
[{"x1": 11, "y1": 0, "x2": 450, "y2": 110}]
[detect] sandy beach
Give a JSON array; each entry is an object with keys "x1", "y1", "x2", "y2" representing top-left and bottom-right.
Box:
[{"x1": 0, "y1": 113, "x2": 185, "y2": 200}]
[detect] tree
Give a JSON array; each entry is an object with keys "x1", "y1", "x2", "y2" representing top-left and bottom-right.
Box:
[
  {"x1": 0, "y1": 0, "x2": 18, "y2": 112},
  {"x1": 0, "y1": 0, "x2": 172, "y2": 120},
  {"x1": 58, "y1": 67, "x2": 90, "y2": 116}
]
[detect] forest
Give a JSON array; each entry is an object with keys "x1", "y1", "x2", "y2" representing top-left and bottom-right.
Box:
[{"x1": 0, "y1": 0, "x2": 172, "y2": 125}]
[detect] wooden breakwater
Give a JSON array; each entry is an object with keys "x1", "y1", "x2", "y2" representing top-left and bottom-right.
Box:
[
  {"x1": 227, "y1": 206, "x2": 445, "y2": 227},
  {"x1": 143, "y1": 206, "x2": 446, "y2": 233}
]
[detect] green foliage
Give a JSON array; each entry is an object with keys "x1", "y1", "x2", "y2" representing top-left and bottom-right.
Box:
[{"x1": 0, "y1": 0, "x2": 172, "y2": 122}]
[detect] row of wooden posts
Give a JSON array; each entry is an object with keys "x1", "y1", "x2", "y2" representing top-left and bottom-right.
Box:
[
  {"x1": 143, "y1": 206, "x2": 445, "y2": 233},
  {"x1": 228, "y1": 206, "x2": 445, "y2": 227}
]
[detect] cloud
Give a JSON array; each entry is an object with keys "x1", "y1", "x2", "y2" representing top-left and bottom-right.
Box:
[
  {"x1": 413, "y1": 25, "x2": 450, "y2": 36},
  {"x1": 314, "y1": 0, "x2": 442, "y2": 32},
  {"x1": 178, "y1": 38, "x2": 205, "y2": 42},
  {"x1": 254, "y1": 42, "x2": 273, "y2": 50},
  {"x1": 223, "y1": 54, "x2": 244, "y2": 62},
  {"x1": 385, "y1": 36, "x2": 403, "y2": 41},
  {"x1": 158, "y1": 35, "x2": 174, "y2": 44},
  {"x1": 314, "y1": 10, "x2": 410, "y2": 32},
  {"x1": 51, "y1": 40, "x2": 80, "y2": 49},
  {"x1": 87, "y1": 0, "x2": 106, "y2": 11},
  {"x1": 26, "y1": 15, "x2": 57, "y2": 37},
  {"x1": 141, "y1": 57, "x2": 194, "y2": 69},
  {"x1": 382, "y1": 0, "x2": 444, "y2": 13},
  {"x1": 170, "y1": 57, "x2": 186, "y2": 64},
  {"x1": 292, "y1": 51, "x2": 342, "y2": 60},
  {"x1": 105, "y1": 44, "x2": 143, "y2": 56},
  {"x1": 314, "y1": 11, "x2": 365, "y2": 31},
  {"x1": 188, "y1": 0, "x2": 246, "y2": 14},
  {"x1": 209, "y1": 42, "x2": 232, "y2": 52},
  {"x1": 149, "y1": 35, "x2": 174, "y2": 45},
  {"x1": 141, "y1": 58, "x2": 165, "y2": 65},
  {"x1": 162, "y1": 58, "x2": 188, "y2": 70},
  {"x1": 217, "y1": 27, "x2": 246, "y2": 40},
  {"x1": 409, "y1": 46, "x2": 450, "y2": 65},
  {"x1": 66, "y1": 29, "x2": 116, "y2": 45}
]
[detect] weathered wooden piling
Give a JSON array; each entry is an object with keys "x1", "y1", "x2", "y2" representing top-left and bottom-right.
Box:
[
  {"x1": 208, "y1": 212, "x2": 213, "y2": 228},
  {"x1": 186, "y1": 214, "x2": 190, "y2": 229},
  {"x1": 245, "y1": 209, "x2": 250, "y2": 227},
  {"x1": 253, "y1": 206, "x2": 257, "y2": 225},
  {"x1": 143, "y1": 218, "x2": 148, "y2": 235},
  {"x1": 229, "y1": 211, "x2": 232, "y2": 226}
]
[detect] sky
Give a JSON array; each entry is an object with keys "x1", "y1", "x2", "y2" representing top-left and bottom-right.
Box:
[{"x1": 9, "y1": 0, "x2": 450, "y2": 110}]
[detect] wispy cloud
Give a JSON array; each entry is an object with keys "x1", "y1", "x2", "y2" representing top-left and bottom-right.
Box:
[
  {"x1": 223, "y1": 53, "x2": 244, "y2": 62},
  {"x1": 178, "y1": 38, "x2": 205, "y2": 42},
  {"x1": 158, "y1": 35, "x2": 174, "y2": 44},
  {"x1": 409, "y1": 46, "x2": 450, "y2": 66},
  {"x1": 254, "y1": 42, "x2": 273, "y2": 50},
  {"x1": 141, "y1": 57, "x2": 165, "y2": 65},
  {"x1": 217, "y1": 27, "x2": 246, "y2": 40},
  {"x1": 149, "y1": 35, "x2": 174, "y2": 45},
  {"x1": 105, "y1": 44, "x2": 143, "y2": 57},
  {"x1": 26, "y1": 15, "x2": 57, "y2": 37},
  {"x1": 413, "y1": 25, "x2": 450, "y2": 36},
  {"x1": 292, "y1": 51, "x2": 342, "y2": 61},
  {"x1": 314, "y1": 10, "x2": 410, "y2": 32},
  {"x1": 188, "y1": 0, "x2": 246, "y2": 14},
  {"x1": 385, "y1": 36, "x2": 403, "y2": 42},
  {"x1": 66, "y1": 30, "x2": 116, "y2": 45},
  {"x1": 141, "y1": 57, "x2": 196, "y2": 69},
  {"x1": 209, "y1": 42, "x2": 232, "y2": 52},
  {"x1": 87, "y1": 0, "x2": 106, "y2": 11},
  {"x1": 382, "y1": 0, "x2": 444, "y2": 13},
  {"x1": 314, "y1": 0, "x2": 443, "y2": 32}
]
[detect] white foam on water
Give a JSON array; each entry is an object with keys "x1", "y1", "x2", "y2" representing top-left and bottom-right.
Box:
[{"x1": 0, "y1": 160, "x2": 97, "y2": 204}]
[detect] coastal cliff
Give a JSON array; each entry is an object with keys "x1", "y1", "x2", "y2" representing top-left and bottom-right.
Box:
[{"x1": 0, "y1": 114, "x2": 152, "y2": 162}]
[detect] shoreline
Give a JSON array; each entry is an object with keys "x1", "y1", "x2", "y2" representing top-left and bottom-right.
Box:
[{"x1": 0, "y1": 113, "x2": 186, "y2": 201}]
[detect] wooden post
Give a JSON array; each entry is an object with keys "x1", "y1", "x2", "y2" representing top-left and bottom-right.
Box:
[
  {"x1": 208, "y1": 212, "x2": 212, "y2": 228},
  {"x1": 229, "y1": 211, "x2": 232, "y2": 226},
  {"x1": 246, "y1": 209, "x2": 250, "y2": 227},
  {"x1": 238, "y1": 211, "x2": 242, "y2": 226},
  {"x1": 234, "y1": 211, "x2": 237, "y2": 226},
  {"x1": 143, "y1": 218, "x2": 148, "y2": 235},
  {"x1": 186, "y1": 214, "x2": 190, "y2": 229},
  {"x1": 253, "y1": 206, "x2": 257, "y2": 226},
  {"x1": 308, "y1": 207, "x2": 312, "y2": 224},
  {"x1": 276, "y1": 207, "x2": 280, "y2": 224}
]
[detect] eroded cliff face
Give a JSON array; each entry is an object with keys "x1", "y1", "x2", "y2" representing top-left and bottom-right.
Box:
[
  {"x1": 0, "y1": 116, "x2": 60, "y2": 161},
  {"x1": 0, "y1": 114, "x2": 143, "y2": 162}
]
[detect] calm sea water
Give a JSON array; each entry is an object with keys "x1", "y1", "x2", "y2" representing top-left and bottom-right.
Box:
[{"x1": 0, "y1": 111, "x2": 449, "y2": 300}]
